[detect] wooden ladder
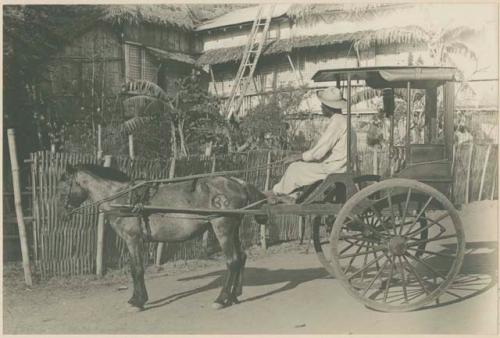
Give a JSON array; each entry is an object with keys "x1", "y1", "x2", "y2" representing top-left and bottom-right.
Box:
[{"x1": 225, "y1": 4, "x2": 276, "y2": 120}]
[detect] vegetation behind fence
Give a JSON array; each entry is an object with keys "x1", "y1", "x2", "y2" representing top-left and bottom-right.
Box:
[{"x1": 23, "y1": 143, "x2": 498, "y2": 278}]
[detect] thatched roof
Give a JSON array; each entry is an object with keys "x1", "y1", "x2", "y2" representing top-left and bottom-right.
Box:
[
  {"x1": 287, "y1": 3, "x2": 398, "y2": 21},
  {"x1": 100, "y1": 4, "x2": 248, "y2": 31},
  {"x1": 189, "y1": 4, "x2": 252, "y2": 24},
  {"x1": 197, "y1": 26, "x2": 427, "y2": 65},
  {"x1": 101, "y1": 5, "x2": 195, "y2": 30},
  {"x1": 195, "y1": 4, "x2": 406, "y2": 31}
]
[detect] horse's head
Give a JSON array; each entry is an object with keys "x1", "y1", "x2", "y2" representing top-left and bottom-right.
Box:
[{"x1": 56, "y1": 164, "x2": 89, "y2": 216}]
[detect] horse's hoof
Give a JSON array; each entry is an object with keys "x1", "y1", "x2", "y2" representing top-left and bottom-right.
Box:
[
  {"x1": 127, "y1": 305, "x2": 144, "y2": 313},
  {"x1": 212, "y1": 302, "x2": 225, "y2": 310}
]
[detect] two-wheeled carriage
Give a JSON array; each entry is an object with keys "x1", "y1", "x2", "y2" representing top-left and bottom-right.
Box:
[{"x1": 111, "y1": 66, "x2": 465, "y2": 312}]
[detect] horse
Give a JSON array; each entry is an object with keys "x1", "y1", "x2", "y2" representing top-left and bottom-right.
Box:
[{"x1": 56, "y1": 164, "x2": 267, "y2": 311}]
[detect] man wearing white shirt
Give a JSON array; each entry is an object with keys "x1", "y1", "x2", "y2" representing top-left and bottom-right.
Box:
[{"x1": 270, "y1": 87, "x2": 357, "y2": 201}]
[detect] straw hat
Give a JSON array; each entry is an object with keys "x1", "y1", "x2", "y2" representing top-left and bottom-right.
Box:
[{"x1": 317, "y1": 87, "x2": 347, "y2": 110}]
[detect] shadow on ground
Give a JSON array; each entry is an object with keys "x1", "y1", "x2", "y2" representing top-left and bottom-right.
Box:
[
  {"x1": 144, "y1": 266, "x2": 328, "y2": 310},
  {"x1": 144, "y1": 241, "x2": 496, "y2": 312}
]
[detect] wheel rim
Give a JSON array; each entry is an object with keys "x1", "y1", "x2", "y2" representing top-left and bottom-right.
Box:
[
  {"x1": 313, "y1": 215, "x2": 336, "y2": 277},
  {"x1": 330, "y1": 179, "x2": 465, "y2": 312}
]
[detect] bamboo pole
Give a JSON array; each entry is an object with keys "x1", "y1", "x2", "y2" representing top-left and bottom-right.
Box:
[
  {"x1": 465, "y1": 143, "x2": 474, "y2": 204},
  {"x1": 8, "y1": 129, "x2": 33, "y2": 286},
  {"x1": 156, "y1": 157, "x2": 176, "y2": 266},
  {"x1": 96, "y1": 155, "x2": 112, "y2": 276},
  {"x1": 490, "y1": 158, "x2": 497, "y2": 200},
  {"x1": 97, "y1": 124, "x2": 103, "y2": 160},
  {"x1": 373, "y1": 149, "x2": 378, "y2": 175},
  {"x1": 478, "y1": 144, "x2": 492, "y2": 201},
  {"x1": 260, "y1": 151, "x2": 272, "y2": 250},
  {"x1": 128, "y1": 134, "x2": 135, "y2": 160}
]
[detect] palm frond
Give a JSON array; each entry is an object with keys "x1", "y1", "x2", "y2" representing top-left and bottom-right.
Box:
[
  {"x1": 122, "y1": 80, "x2": 171, "y2": 104},
  {"x1": 120, "y1": 116, "x2": 155, "y2": 134},
  {"x1": 440, "y1": 26, "x2": 476, "y2": 43},
  {"x1": 444, "y1": 41, "x2": 477, "y2": 61}
]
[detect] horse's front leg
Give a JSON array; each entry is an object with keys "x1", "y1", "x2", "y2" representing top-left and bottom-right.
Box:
[
  {"x1": 211, "y1": 217, "x2": 243, "y2": 309},
  {"x1": 125, "y1": 234, "x2": 148, "y2": 310},
  {"x1": 113, "y1": 217, "x2": 148, "y2": 311}
]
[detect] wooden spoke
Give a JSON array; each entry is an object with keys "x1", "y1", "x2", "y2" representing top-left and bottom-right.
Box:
[
  {"x1": 407, "y1": 247, "x2": 456, "y2": 259},
  {"x1": 399, "y1": 188, "x2": 412, "y2": 234},
  {"x1": 343, "y1": 242, "x2": 366, "y2": 274},
  {"x1": 404, "y1": 196, "x2": 433, "y2": 235},
  {"x1": 383, "y1": 255, "x2": 395, "y2": 302},
  {"x1": 406, "y1": 212, "x2": 450, "y2": 237},
  {"x1": 368, "y1": 206, "x2": 392, "y2": 235},
  {"x1": 371, "y1": 242, "x2": 381, "y2": 270},
  {"x1": 339, "y1": 245, "x2": 386, "y2": 259},
  {"x1": 347, "y1": 254, "x2": 386, "y2": 280},
  {"x1": 405, "y1": 252, "x2": 447, "y2": 280},
  {"x1": 362, "y1": 259, "x2": 390, "y2": 296},
  {"x1": 406, "y1": 234, "x2": 457, "y2": 247},
  {"x1": 386, "y1": 189, "x2": 398, "y2": 235},
  {"x1": 402, "y1": 255, "x2": 430, "y2": 295},
  {"x1": 339, "y1": 239, "x2": 362, "y2": 255},
  {"x1": 397, "y1": 256, "x2": 409, "y2": 303}
]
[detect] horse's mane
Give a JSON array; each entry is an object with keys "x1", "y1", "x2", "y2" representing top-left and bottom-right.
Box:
[{"x1": 76, "y1": 164, "x2": 130, "y2": 182}]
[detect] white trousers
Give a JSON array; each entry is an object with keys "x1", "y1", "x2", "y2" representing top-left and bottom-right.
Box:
[{"x1": 272, "y1": 161, "x2": 339, "y2": 195}]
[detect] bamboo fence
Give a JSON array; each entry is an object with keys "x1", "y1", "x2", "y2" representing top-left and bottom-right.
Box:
[{"x1": 25, "y1": 143, "x2": 498, "y2": 278}]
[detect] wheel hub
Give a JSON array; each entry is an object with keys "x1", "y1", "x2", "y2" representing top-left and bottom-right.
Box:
[{"x1": 388, "y1": 236, "x2": 407, "y2": 256}]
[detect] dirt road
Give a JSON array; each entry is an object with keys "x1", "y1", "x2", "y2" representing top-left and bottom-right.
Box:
[{"x1": 3, "y1": 201, "x2": 498, "y2": 334}]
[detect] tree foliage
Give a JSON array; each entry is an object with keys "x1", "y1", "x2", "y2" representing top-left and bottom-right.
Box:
[{"x1": 120, "y1": 73, "x2": 227, "y2": 158}]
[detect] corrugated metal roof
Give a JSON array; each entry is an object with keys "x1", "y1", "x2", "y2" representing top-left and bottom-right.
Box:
[{"x1": 195, "y1": 4, "x2": 291, "y2": 31}]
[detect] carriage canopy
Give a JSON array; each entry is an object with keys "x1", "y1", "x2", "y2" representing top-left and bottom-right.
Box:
[{"x1": 312, "y1": 66, "x2": 457, "y2": 89}]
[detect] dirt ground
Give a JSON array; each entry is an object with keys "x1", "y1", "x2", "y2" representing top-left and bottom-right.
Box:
[{"x1": 3, "y1": 200, "x2": 498, "y2": 334}]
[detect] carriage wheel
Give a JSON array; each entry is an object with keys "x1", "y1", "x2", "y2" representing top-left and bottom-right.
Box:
[
  {"x1": 312, "y1": 175, "x2": 383, "y2": 278},
  {"x1": 330, "y1": 178, "x2": 465, "y2": 312}
]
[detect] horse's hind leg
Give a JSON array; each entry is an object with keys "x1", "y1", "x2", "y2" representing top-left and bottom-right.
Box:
[
  {"x1": 210, "y1": 217, "x2": 244, "y2": 309},
  {"x1": 232, "y1": 226, "x2": 246, "y2": 299},
  {"x1": 125, "y1": 235, "x2": 148, "y2": 310}
]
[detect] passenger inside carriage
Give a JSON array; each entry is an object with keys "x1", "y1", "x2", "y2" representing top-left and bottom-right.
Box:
[{"x1": 265, "y1": 86, "x2": 357, "y2": 204}]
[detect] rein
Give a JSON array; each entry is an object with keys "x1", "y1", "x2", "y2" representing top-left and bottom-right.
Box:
[{"x1": 67, "y1": 157, "x2": 287, "y2": 216}]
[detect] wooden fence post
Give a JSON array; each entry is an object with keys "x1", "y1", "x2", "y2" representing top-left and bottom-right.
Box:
[
  {"x1": 97, "y1": 124, "x2": 103, "y2": 160},
  {"x1": 478, "y1": 144, "x2": 491, "y2": 201},
  {"x1": 373, "y1": 148, "x2": 378, "y2": 175},
  {"x1": 260, "y1": 151, "x2": 272, "y2": 250},
  {"x1": 155, "y1": 157, "x2": 176, "y2": 267},
  {"x1": 491, "y1": 158, "x2": 497, "y2": 200},
  {"x1": 465, "y1": 143, "x2": 474, "y2": 204},
  {"x1": 128, "y1": 134, "x2": 135, "y2": 160},
  {"x1": 96, "y1": 155, "x2": 112, "y2": 276},
  {"x1": 8, "y1": 129, "x2": 33, "y2": 286}
]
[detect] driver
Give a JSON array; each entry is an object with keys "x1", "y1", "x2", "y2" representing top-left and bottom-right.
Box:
[{"x1": 268, "y1": 87, "x2": 357, "y2": 203}]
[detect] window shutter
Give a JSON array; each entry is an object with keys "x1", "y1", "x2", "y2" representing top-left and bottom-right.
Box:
[
  {"x1": 143, "y1": 49, "x2": 158, "y2": 83},
  {"x1": 126, "y1": 44, "x2": 142, "y2": 81}
]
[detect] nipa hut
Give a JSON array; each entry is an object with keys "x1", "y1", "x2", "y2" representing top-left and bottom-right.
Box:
[
  {"x1": 195, "y1": 3, "x2": 496, "y2": 118},
  {"x1": 44, "y1": 4, "x2": 247, "y2": 122}
]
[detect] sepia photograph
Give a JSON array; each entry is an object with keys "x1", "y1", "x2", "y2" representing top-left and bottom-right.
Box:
[{"x1": 3, "y1": 2, "x2": 499, "y2": 334}]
